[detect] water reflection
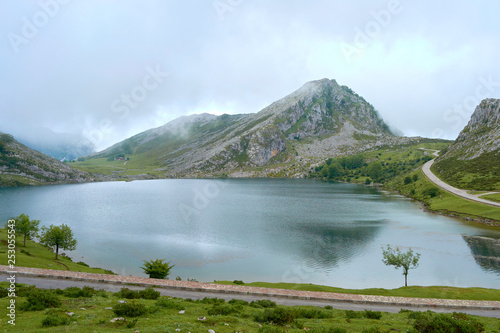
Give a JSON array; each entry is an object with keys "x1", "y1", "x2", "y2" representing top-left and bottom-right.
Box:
[
  {"x1": 463, "y1": 235, "x2": 500, "y2": 274},
  {"x1": 293, "y1": 220, "x2": 385, "y2": 268}
]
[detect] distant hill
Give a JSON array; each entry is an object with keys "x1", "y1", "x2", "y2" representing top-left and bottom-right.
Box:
[
  {"x1": 0, "y1": 133, "x2": 97, "y2": 187},
  {"x1": 82, "y1": 78, "x2": 418, "y2": 178},
  {"x1": 15, "y1": 127, "x2": 94, "y2": 161},
  {"x1": 433, "y1": 98, "x2": 500, "y2": 190}
]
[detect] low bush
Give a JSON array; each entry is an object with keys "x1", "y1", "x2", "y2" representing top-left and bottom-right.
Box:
[
  {"x1": 311, "y1": 328, "x2": 347, "y2": 333},
  {"x1": 139, "y1": 287, "x2": 160, "y2": 300},
  {"x1": 294, "y1": 307, "x2": 332, "y2": 319},
  {"x1": 116, "y1": 287, "x2": 140, "y2": 299},
  {"x1": 233, "y1": 280, "x2": 244, "y2": 285},
  {"x1": 199, "y1": 297, "x2": 225, "y2": 305},
  {"x1": 63, "y1": 286, "x2": 96, "y2": 298},
  {"x1": 345, "y1": 310, "x2": 362, "y2": 319},
  {"x1": 41, "y1": 314, "x2": 70, "y2": 327},
  {"x1": 250, "y1": 299, "x2": 277, "y2": 308},
  {"x1": 20, "y1": 288, "x2": 61, "y2": 311},
  {"x1": 363, "y1": 309, "x2": 382, "y2": 320},
  {"x1": 228, "y1": 299, "x2": 249, "y2": 306},
  {"x1": 113, "y1": 301, "x2": 147, "y2": 317},
  {"x1": 255, "y1": 307, "x2": 296, "y2": 326},
  {"x1": 412, "y1": 312, "x2": 484, "y2": 333}
]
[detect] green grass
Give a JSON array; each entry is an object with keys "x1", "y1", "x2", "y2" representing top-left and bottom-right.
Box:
[
  {"x1": 0, "y1": 228, "x2": 115, "y2": 274},
  {"x1": 481, "y1": 193, "x2": 500, "y2": 203},
  {"x1": 1, "y1": 286, "x2": 499, "y2": 332},
  {"x1": 214, "y1": 281, "x2": 500, "y2": 302},
  {"x1": 387, "y1": 169, "x2": 500, "y2": 224}
]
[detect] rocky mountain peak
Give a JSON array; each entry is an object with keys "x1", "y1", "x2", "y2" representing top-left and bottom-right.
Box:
[{"x1": 452, "y1": 98, "x2": 500, "y2": 159}]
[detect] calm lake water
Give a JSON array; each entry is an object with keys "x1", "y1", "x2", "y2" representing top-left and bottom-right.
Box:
[{"x1": 1, "y1": 179, "x2": 499, "y2": 289}]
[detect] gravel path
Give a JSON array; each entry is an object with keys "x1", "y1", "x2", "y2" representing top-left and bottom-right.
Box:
[{"x1": 2, "y1": 265, "x2": 500, "y2": 315}]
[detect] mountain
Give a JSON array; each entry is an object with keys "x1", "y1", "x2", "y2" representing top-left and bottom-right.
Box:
[
  {"x1": 15, "y1": 127, "x2": 95, "y2": 161},
  {"x1": 79, "y1": 79, "x2": 419, "y2": 178},
  {"x1": 433, "y1": 98, "x2": 500, "y2": 190},
  {"x1": 0, "y1": 132, "x2": 97, "y2": 187}
]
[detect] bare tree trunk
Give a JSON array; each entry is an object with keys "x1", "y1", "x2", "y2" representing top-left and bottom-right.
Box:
[{"x1": 55, "y1": 243, "x2": 59, "y2": 260}]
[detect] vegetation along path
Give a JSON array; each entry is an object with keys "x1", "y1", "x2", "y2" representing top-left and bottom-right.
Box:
[
  {"x1": 421, "y1": 150, "x2": 500, "y2": 208},
  {"x1": 1, "y1": 266, "x2": 500, "y2": 318}
]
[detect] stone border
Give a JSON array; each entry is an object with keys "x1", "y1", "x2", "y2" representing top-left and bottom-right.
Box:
[{"x1": 3, "y1": 266, "x2": 500, "y2": 311}]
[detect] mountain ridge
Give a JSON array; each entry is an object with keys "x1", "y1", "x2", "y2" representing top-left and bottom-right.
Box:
[{"x1": 77, "y1": 78, "x2": 421, "y2": 178}]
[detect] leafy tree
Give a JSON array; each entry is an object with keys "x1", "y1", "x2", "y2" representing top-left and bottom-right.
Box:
[
  {"x1": 319, "y1": 165, "x2": 329, "y2": 178},
  {"x1": 368, "y1": 161, "x2": 383, "y2": 181},
  {"x1": 40, "y1": 224, "x2": 77, "y2": 260},
  {"x1": 404, "y1": 176, "x2": 412, "y2": 185},
  {"x1": 382, "y1": 245, "x2": 420, "y2": 287},
  {"x1": 11, "y1": 214, "x2": 40, "y2": 246},
  {"x1": 141, "y1": 259, "x2": 174, "y2": 279},
  {"x1": 328, "y1": 163, "x2": 340, "y2": 179}
]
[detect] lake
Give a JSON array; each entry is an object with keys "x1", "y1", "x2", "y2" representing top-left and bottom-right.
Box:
[{"x1": 0, "y1": 178, "x2": 499, "y2": 289}]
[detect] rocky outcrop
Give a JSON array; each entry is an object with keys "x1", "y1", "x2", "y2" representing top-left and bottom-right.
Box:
[
  {"x1": 443, "y1": 98, "x2": 500, "y2": 160},
  {"x1": 433, "y1": 99, "x2": 500, "y2": 191}
]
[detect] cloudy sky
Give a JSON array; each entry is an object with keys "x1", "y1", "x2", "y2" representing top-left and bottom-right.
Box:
[{"x1": 1, "y1": 0, "x2": 499, "y2": 151}]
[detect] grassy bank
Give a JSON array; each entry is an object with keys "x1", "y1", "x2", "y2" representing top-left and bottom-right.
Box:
[
  {"x1": 0, "y1": 284, "x2": 498, "y2": 332},
  {"x1": 387, "y1": 169, "x2": 500, "y2": 225},
  {"x1": 0, "y1": 228, "x2": 114, "y2": 274},
  {"x1": 214, "y1": 281, "x2": 500, "y2": 302}
]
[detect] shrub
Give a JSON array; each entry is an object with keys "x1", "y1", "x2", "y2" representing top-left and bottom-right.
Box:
[
  {"x1": 139, "y1": 287, "x2": 160, "y2": 300},
  {"x1": 63, "y1": 286, "x2": 96, "y2": 298},
  {"x1": 155, "y1": 297, "x2": 185, "y2": 310},
  {"x1": 20, "y1": 288, "x2": 61, "y2": 311},
  {"x1": 250, "y1": 299, "x2": 277, "y2": 308},
  {"x1": 41, "y1": 314, "x2": 70, "y2": 327},
  {"x1": 233, "y1": 280, "x2": 244, "y2": 285},
  {"x1": 228, "y1": 299, "x2": 249, "y2": 306},
  {"x1": 113, "y1": 301, "x2": 147, "y2": 317},
  {"x1": 361, "y1": 328, "x2": 382, "y2": 333},
  {"x1": 208, "y1": 304, "x2": 241, "y2": 316},
  {"x1": 255, "y1": 307, "x2": 296, "y2": 326},
  {"x1": 363, "y1": 309, "x2": 382, "y2": 320},
  {"x1": 412, "y1": 312, "x2": 484, "y2": 333},
  {"x1": 294, "y1": 308, "x2": 332, "y2": 319},
  {"x1": 116, "y1": 287, "x2": 140, "y2": 299},
  {"x1": 199, "y1": 297, "x2": 225, "y2": 305},
  {"x1": 345, "y1": 310, "x2": 362, "y2": 319},
  {"x1": 141, "y1": 258, "x2": 174, "y2": 279},
  {"x1": 404, "y1": 176, "x2": 412, "y2": 184}
]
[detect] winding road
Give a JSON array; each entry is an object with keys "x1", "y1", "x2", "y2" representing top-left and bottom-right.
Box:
[{"x1": 420, "y1": 150, "x2": 500, "y2": 208}]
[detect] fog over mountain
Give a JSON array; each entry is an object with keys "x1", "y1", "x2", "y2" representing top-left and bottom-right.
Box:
[{"x1": 1, "y1": 1, "x2": 500, "y2": 152}]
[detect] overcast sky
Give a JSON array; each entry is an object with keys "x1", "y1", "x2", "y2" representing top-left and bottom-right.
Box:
[{"x1": 1, "y1": 0, "x2": 500, "y2": 151}]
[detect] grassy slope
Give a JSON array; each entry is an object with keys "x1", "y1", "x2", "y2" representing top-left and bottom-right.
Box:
[
  {"x1": 0, "y1": 228, "x2": 114, "y2": 274},
  {"x1": 432, "y1": 150, "x2": 500, "y2": 191},
  {"x1": 481, "y1": 193, "x2": 500, "y2": 203},
  {"x1": 0, "y1": 287, "x2": 499, "y2": 332}
]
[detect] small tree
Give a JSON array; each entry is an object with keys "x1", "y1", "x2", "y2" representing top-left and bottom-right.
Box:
[
  {"x1": 12, "y1": 214, "x2": 40, "y2": 246},
  {"x1": 39, "y1": 224, "x2": 77, "y2": 260},
  {"x1": 382, "y1": 245, "x2": 420, "y2": 287},
  {"x1": 141, "y1": 259, "x2": 174, "y2": 279}
]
